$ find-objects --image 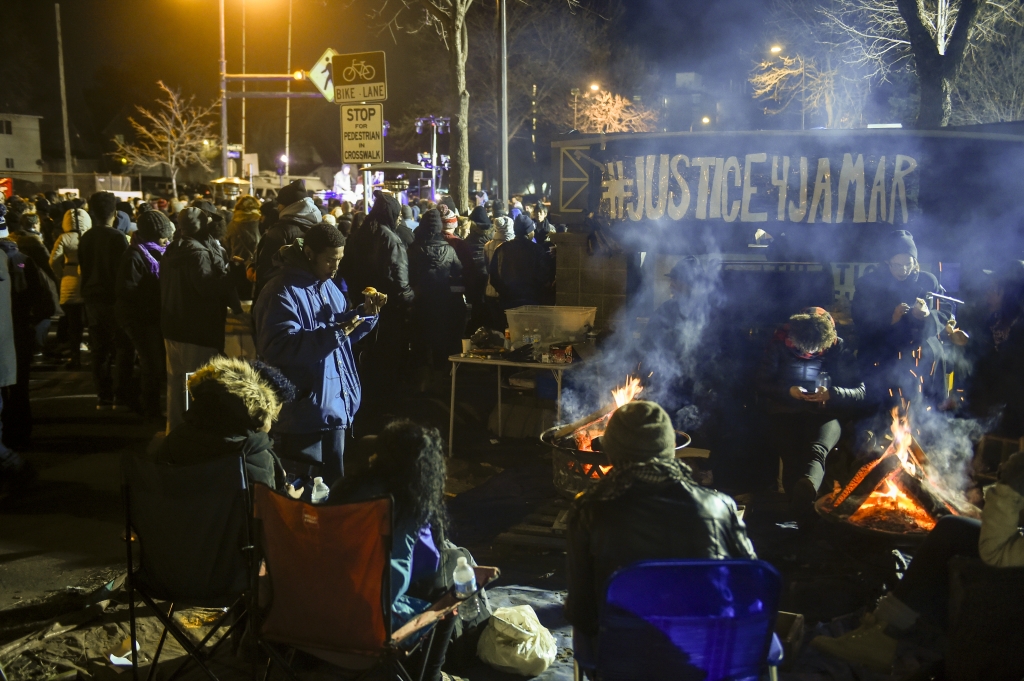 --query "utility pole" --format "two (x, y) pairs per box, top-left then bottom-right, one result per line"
(219, 0), (228, 177)
(55, 4), (73, 189)
(241, 0), (246, 165)
(571, 88), (580, 130)
(284, 0), (293, 177)
(499, 0), (509, 209)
